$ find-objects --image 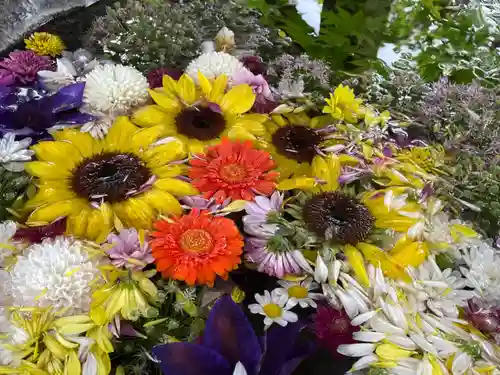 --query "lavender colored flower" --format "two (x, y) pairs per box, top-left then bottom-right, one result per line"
(0, 51), (53, 84)
(180, 195), (230, 214)
(147, 67), (183, 89)
(0, 69), (16, 86)
(232, 70), (276, 113)
(153, 295), (311, 375)
(0, 82), (94, 140)
(106, 228), (153, 270)
(243, 192), (282, 238)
